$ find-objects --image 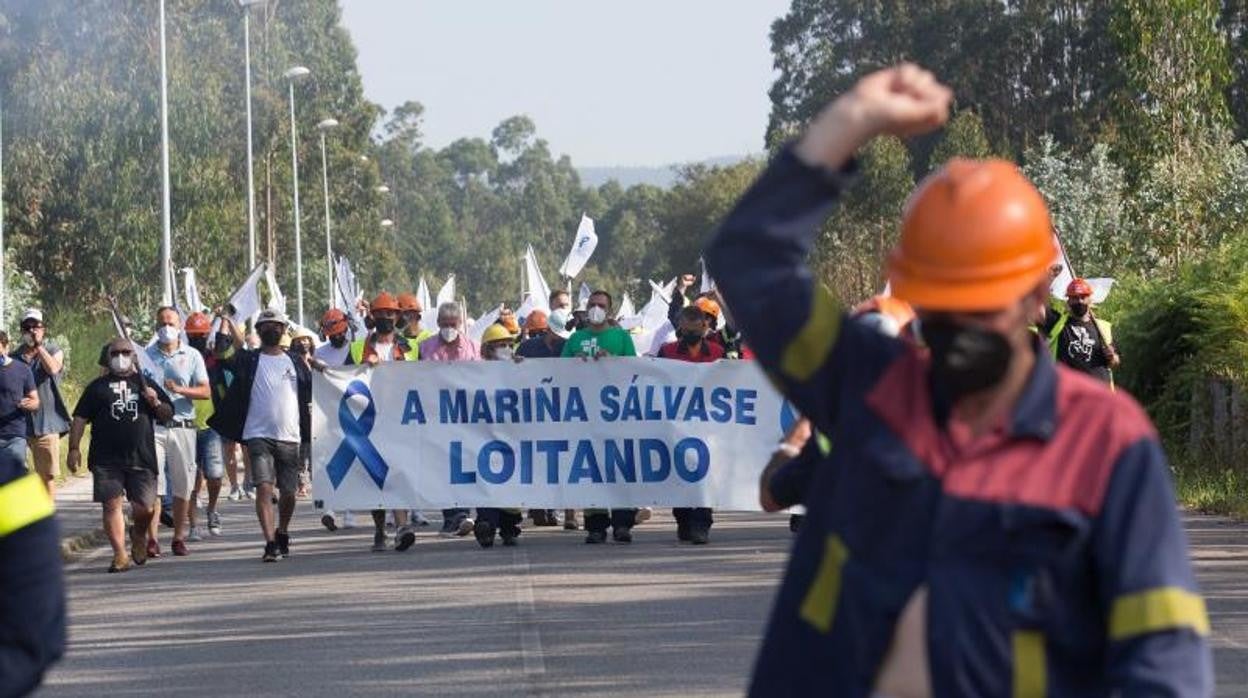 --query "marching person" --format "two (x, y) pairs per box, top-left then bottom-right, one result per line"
(208, 309), (312, 563)
(289, 327), (318, 498)
(184, 312), (226, 539)
(398, 292), (435, 346)
(657, 305), (724, 545)
(419, 302), (480, 539)
(12, 309), (71, 497)
(706, 63), (1210, 695)
(315, 308), (355, 532)
(473, 324), (525, 548)
(561, 290), (640, 544)
(349, 293), (420, 552)
(0, 335), (63, 692)
(69, 338), (173, 572)
(147, 306), (210, 558)
(516, 309), (567, 528)
(1041, 278), (1120, 385)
